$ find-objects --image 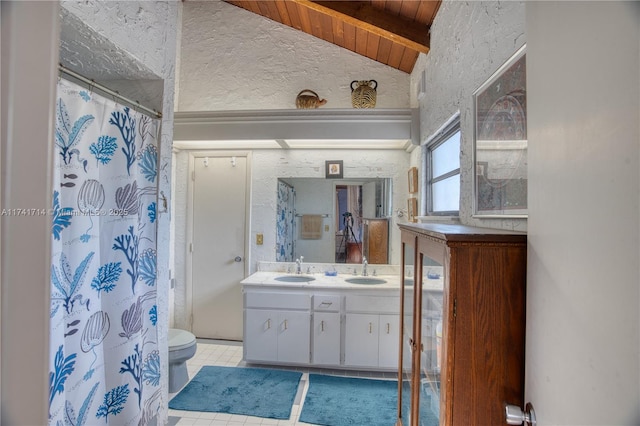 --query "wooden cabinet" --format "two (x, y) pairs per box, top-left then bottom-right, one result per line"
(397, 223), (527, 426)
(362, 218), (389, 264)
